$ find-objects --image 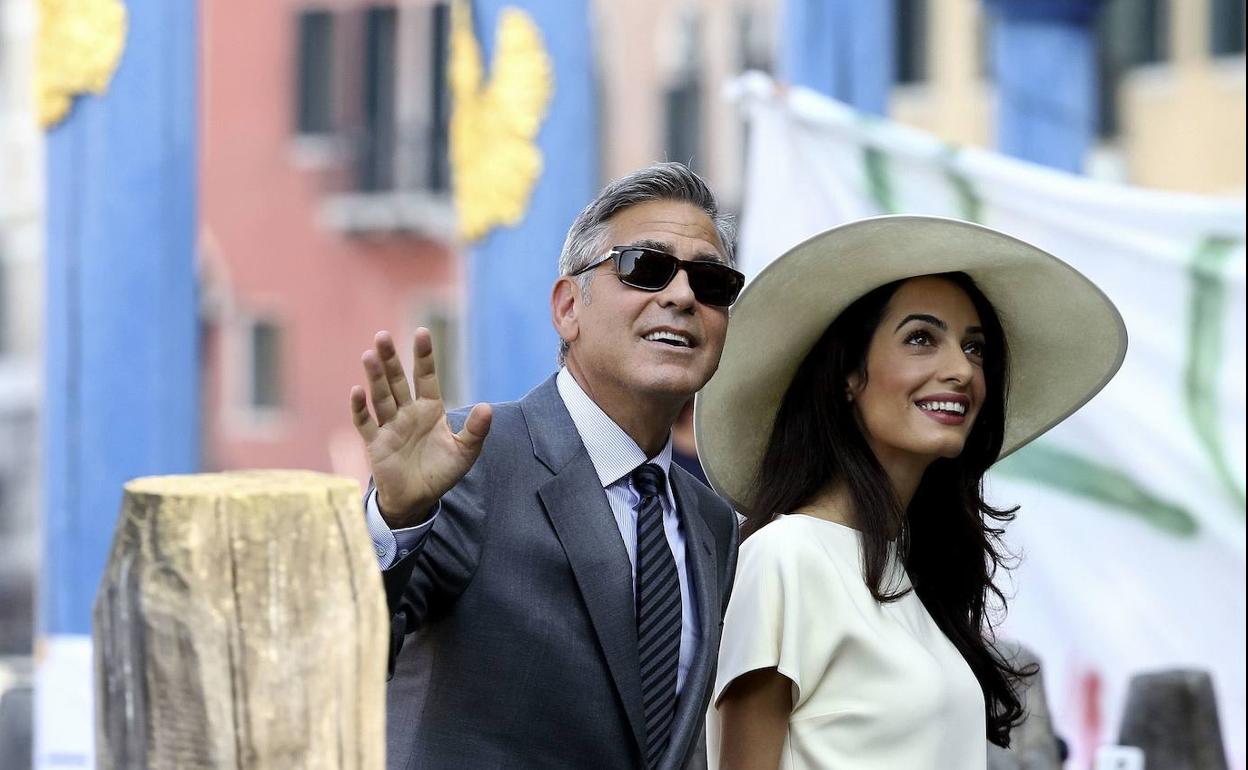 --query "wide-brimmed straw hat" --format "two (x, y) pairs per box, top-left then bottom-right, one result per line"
(694, 215), (1128, 513)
